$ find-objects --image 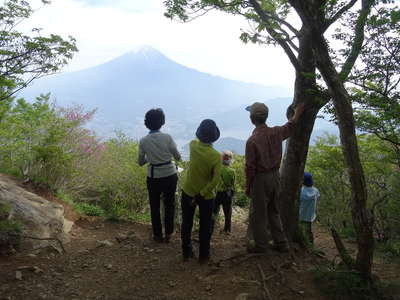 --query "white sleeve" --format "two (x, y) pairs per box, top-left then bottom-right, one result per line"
(168, 135), (181, 161)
